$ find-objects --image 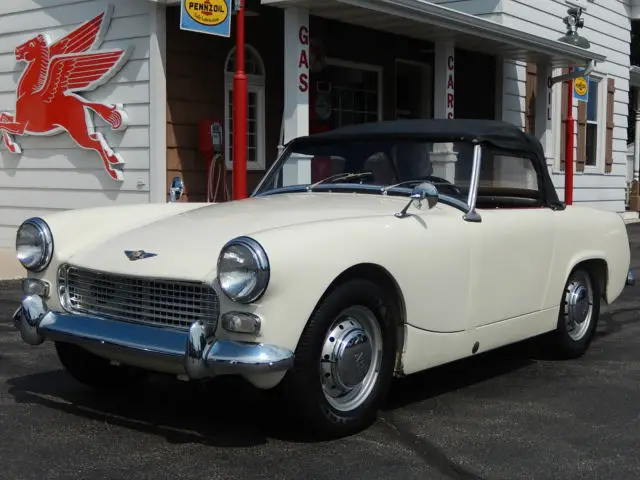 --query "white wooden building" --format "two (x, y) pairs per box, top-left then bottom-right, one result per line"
(378, 0), (632, 212)
(0, 0), (637, 275)
(0, 0), (165, 252)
